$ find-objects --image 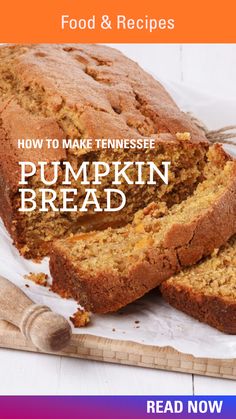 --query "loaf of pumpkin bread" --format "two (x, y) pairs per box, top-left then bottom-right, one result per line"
(0, 44), (208, 259)
(50, 145), (236, 313)
(161, 236), (236, 334)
